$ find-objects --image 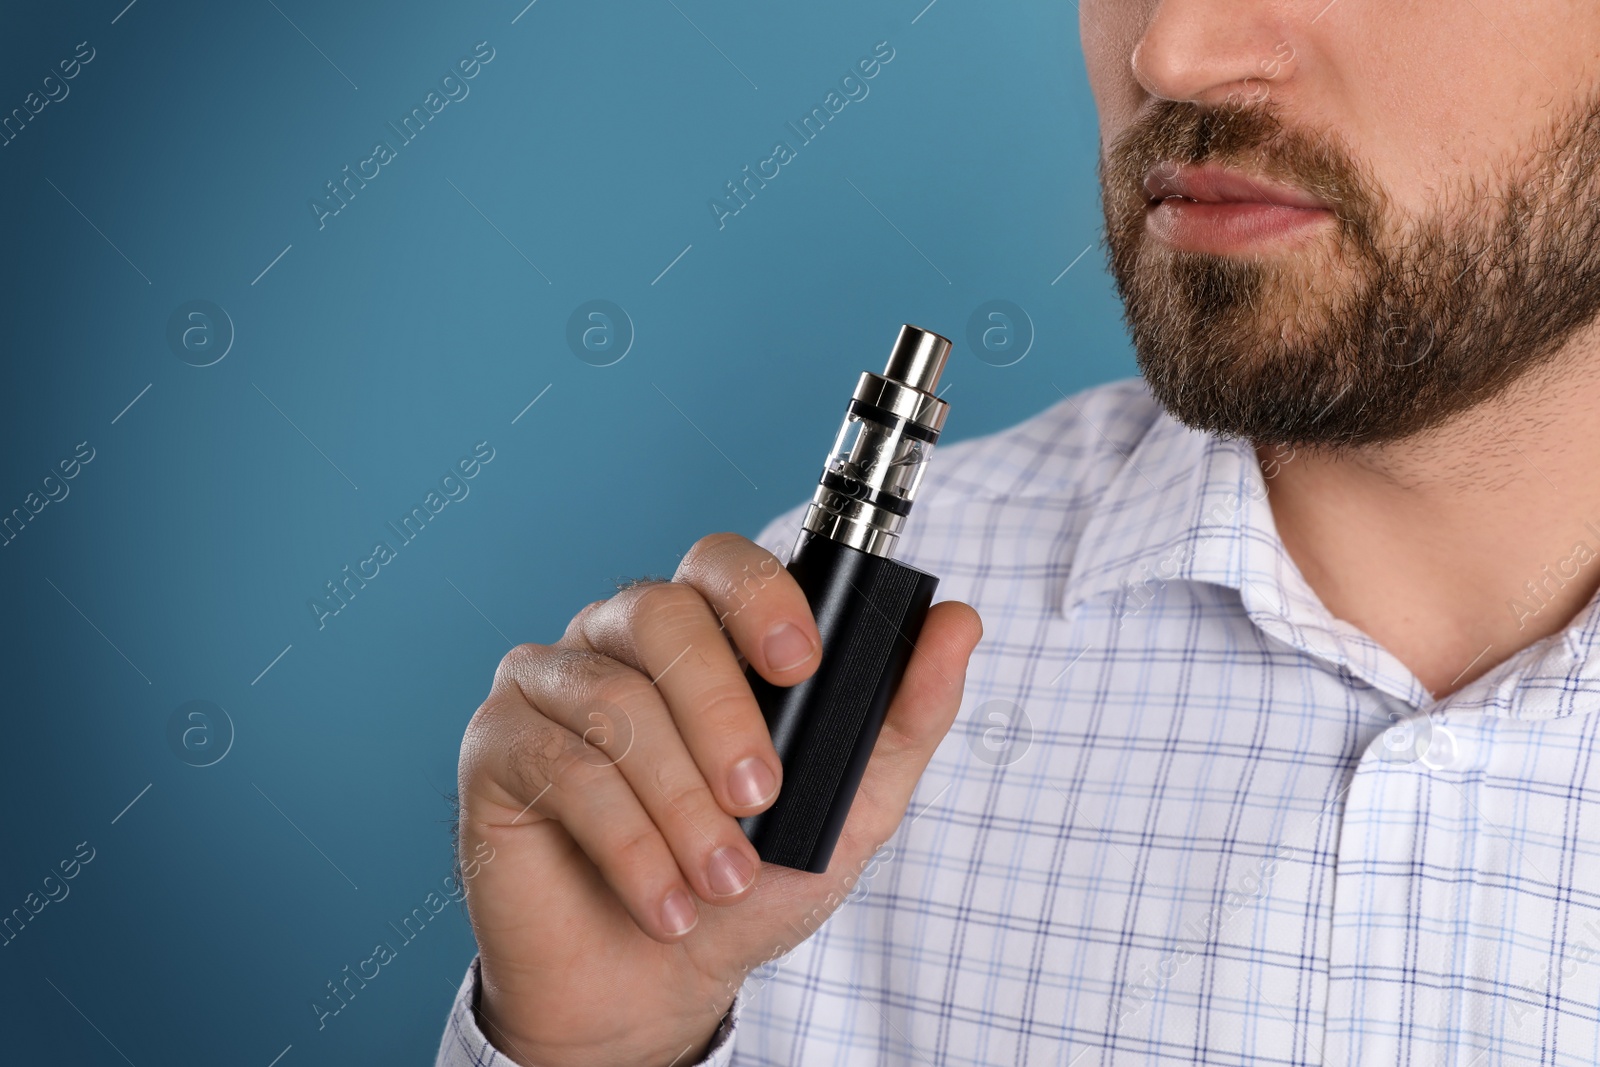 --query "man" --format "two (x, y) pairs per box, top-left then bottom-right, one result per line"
(437, 0), (1600, 1062)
